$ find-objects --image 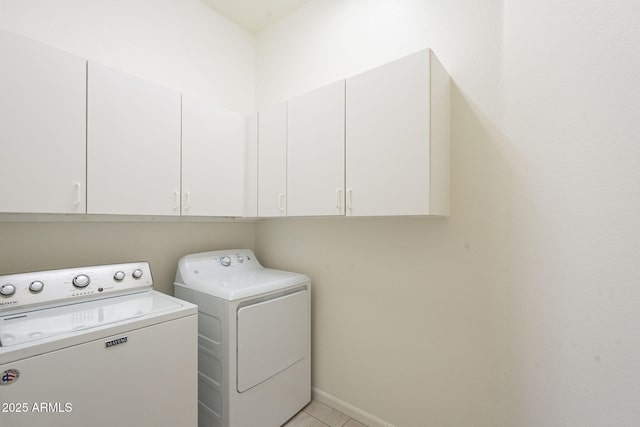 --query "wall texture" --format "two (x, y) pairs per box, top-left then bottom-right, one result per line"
(256, 0), (640, 425)
(0, 221), (254, 294)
